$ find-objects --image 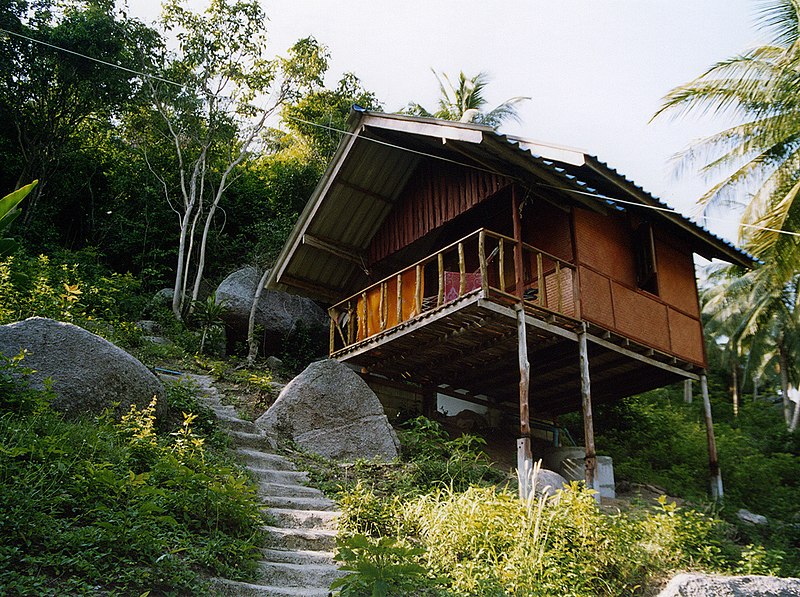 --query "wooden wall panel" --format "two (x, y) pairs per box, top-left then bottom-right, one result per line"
(579, 266), (615, 328)
(612, 282), (671, 352)
(655, 237), (701, 318)
(668, 308), (706, 366)
(368, 159), (511, 264)
(573, 208), (636, 287)
(523, 198), (574, 262)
